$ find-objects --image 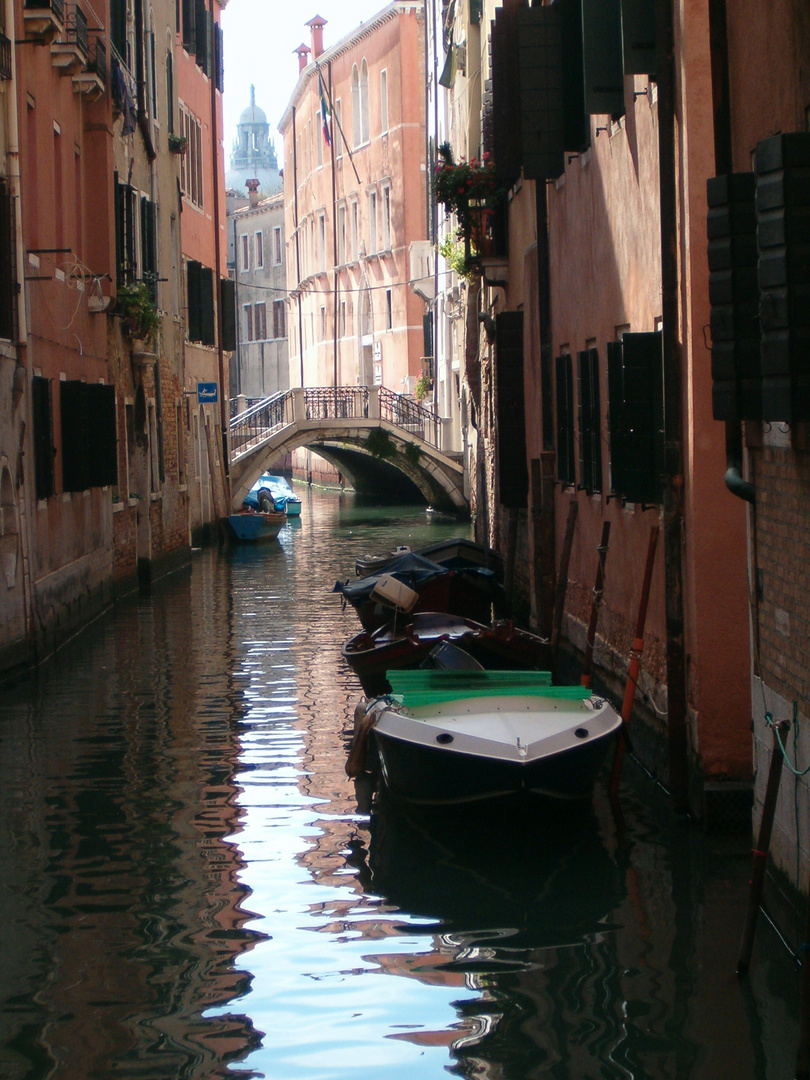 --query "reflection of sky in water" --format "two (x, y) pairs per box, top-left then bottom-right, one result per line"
(0, 488), (802, 1080)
